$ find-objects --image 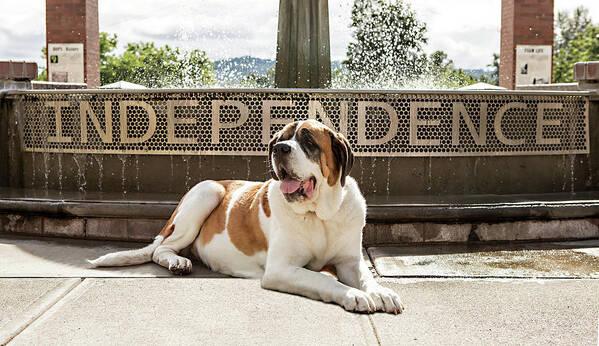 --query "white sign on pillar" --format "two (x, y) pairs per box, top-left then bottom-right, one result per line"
(48, 43), (84, 83)
(515, 45), (552, 86)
